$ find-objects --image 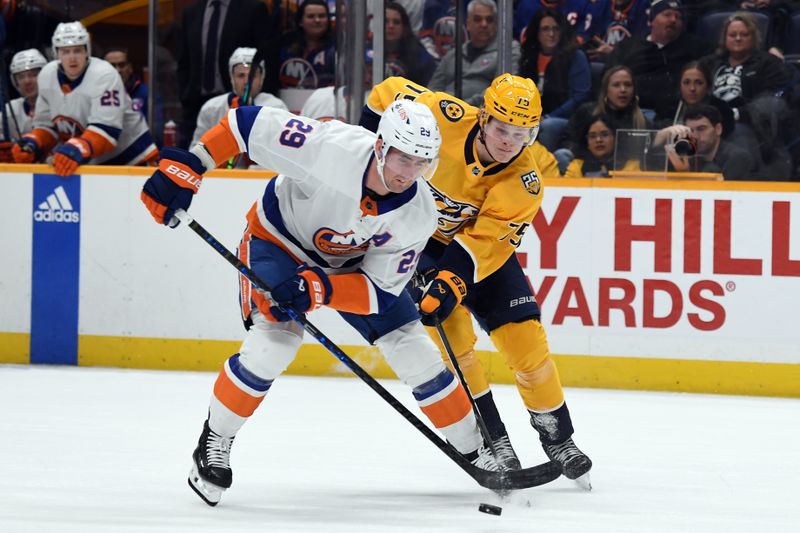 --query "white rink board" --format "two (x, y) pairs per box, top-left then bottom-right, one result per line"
(2, 168), (799, 364)
(521, 186), (800, 362)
